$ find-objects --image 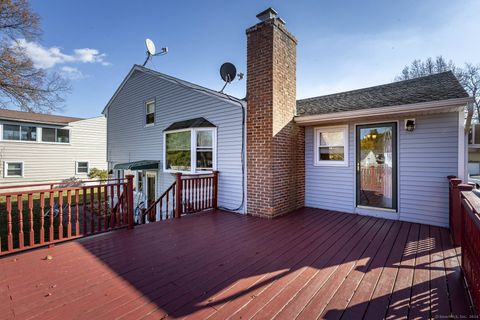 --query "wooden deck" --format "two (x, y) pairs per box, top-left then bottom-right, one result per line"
(0, 208), (474, 319)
